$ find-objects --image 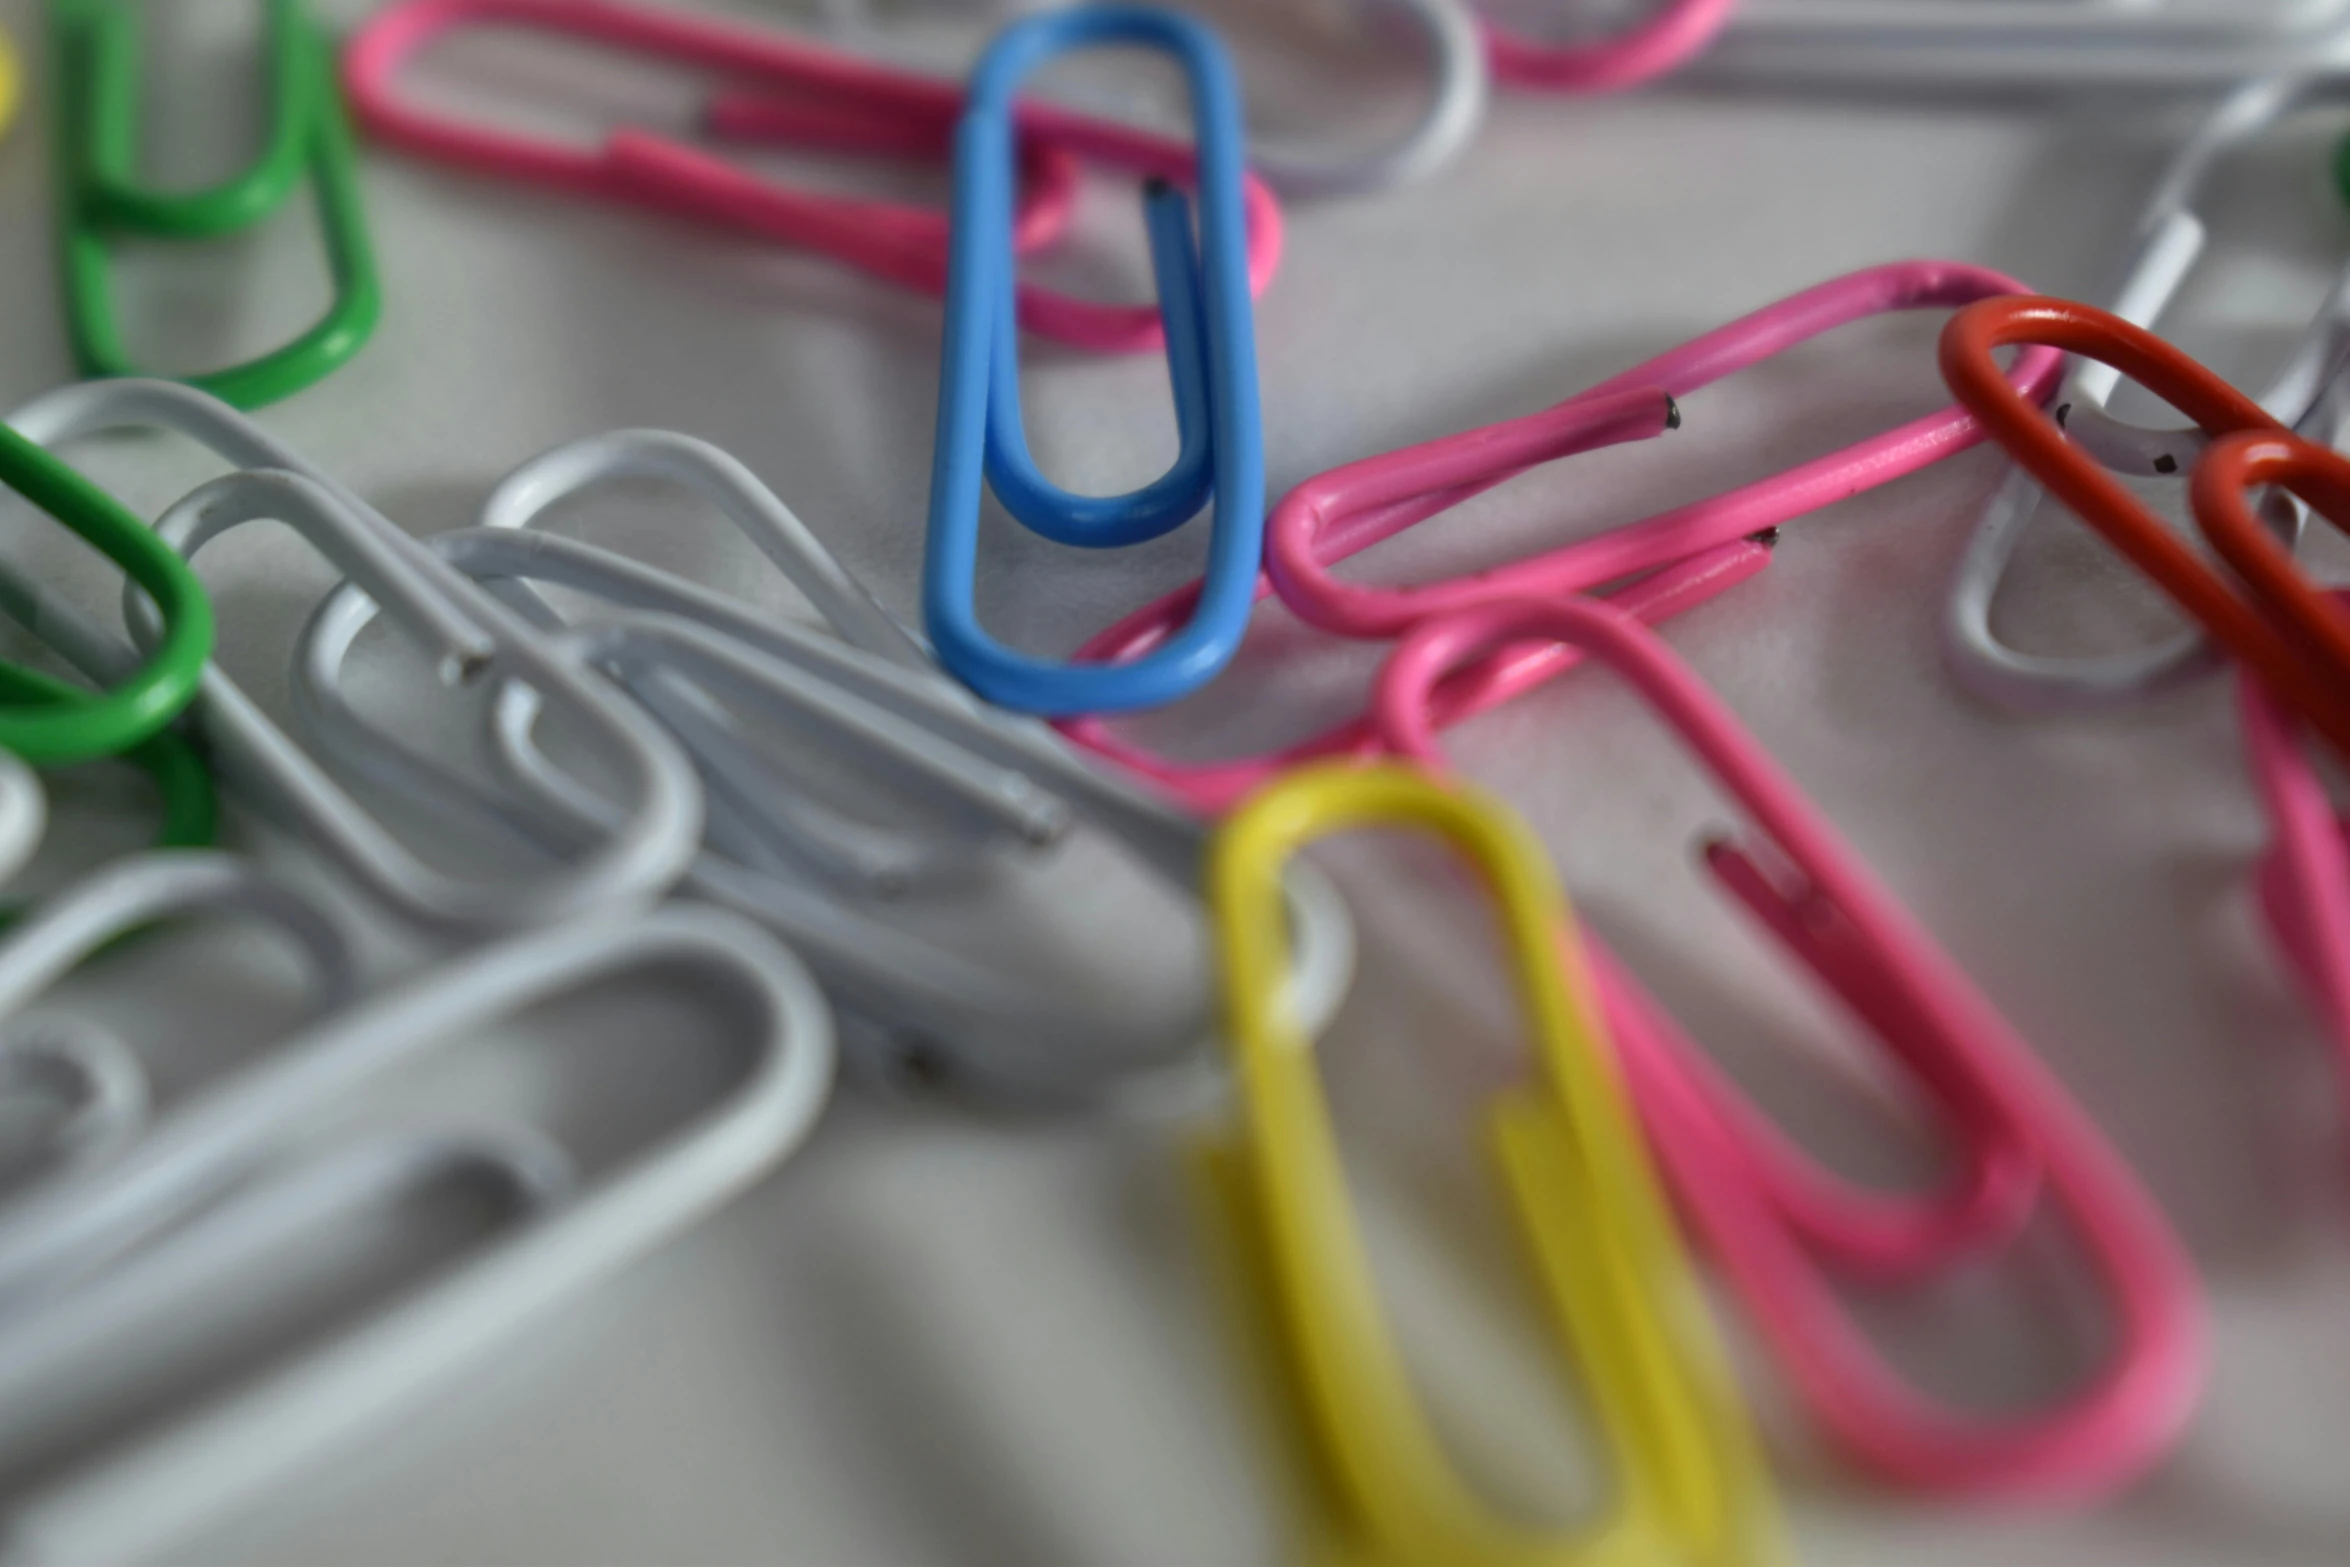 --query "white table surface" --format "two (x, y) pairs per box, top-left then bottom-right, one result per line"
(4, 2), (2350, 1563)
